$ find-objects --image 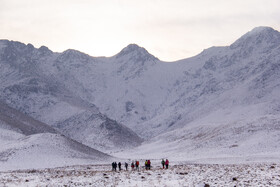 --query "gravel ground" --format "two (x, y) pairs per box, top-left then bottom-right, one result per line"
(0, 163), (279, 186)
